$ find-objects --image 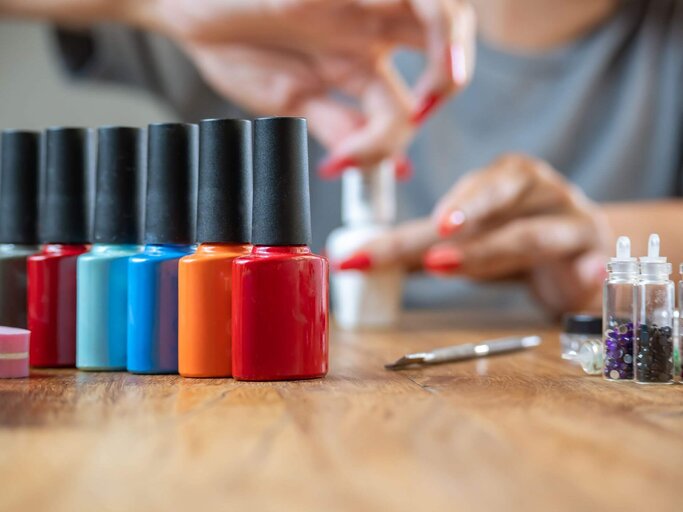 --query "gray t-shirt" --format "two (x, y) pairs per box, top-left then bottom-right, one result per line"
(54, 0), (682, 311)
